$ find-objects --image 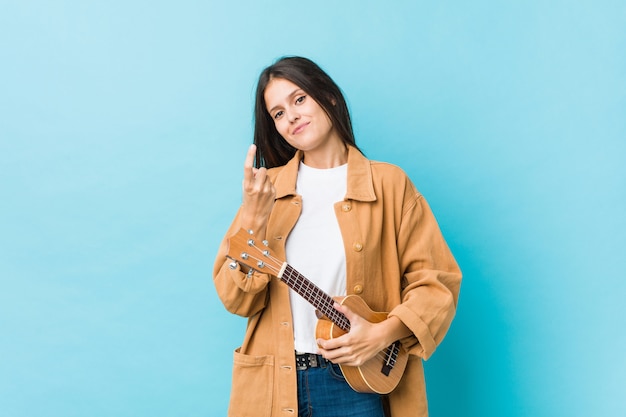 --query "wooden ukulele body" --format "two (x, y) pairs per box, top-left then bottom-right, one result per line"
(315, 295), (409, 394)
